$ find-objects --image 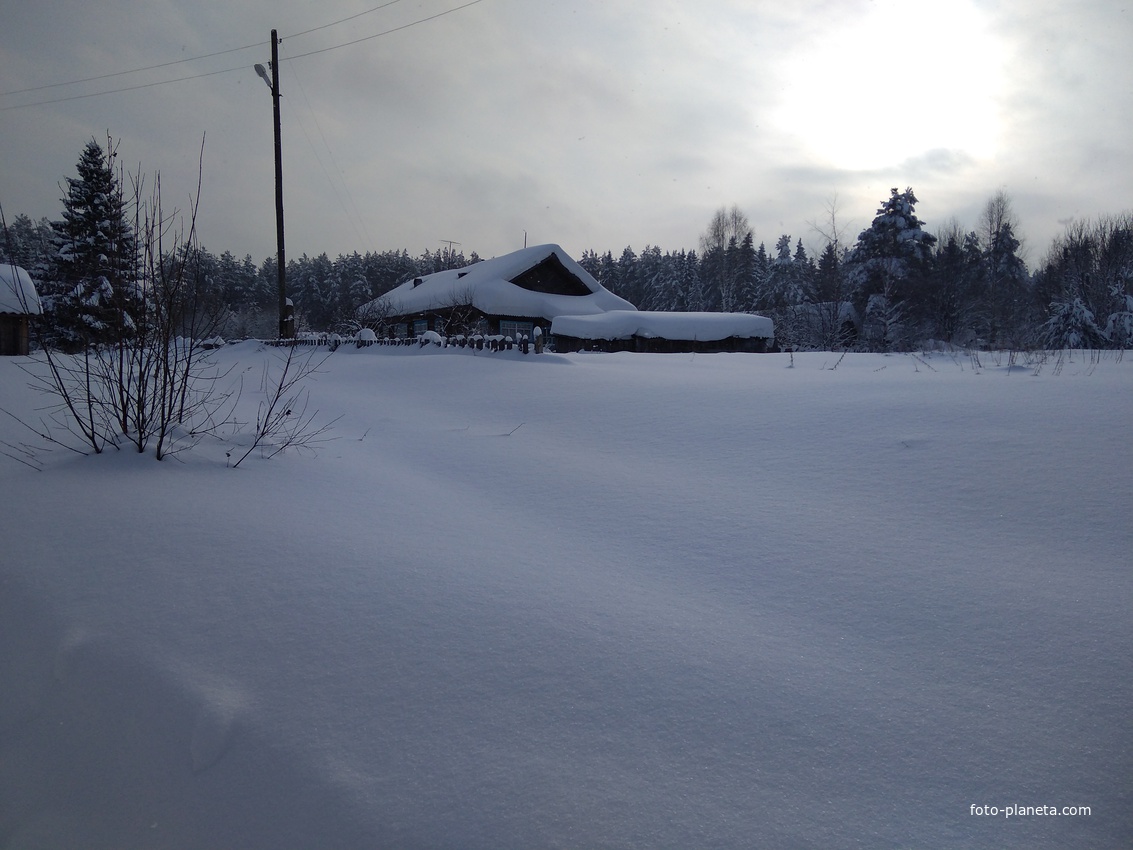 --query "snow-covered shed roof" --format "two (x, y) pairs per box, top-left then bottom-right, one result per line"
(0, 264), (42, 315)
(551, 310), (774, 342)
(361, 244), (634, 322)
